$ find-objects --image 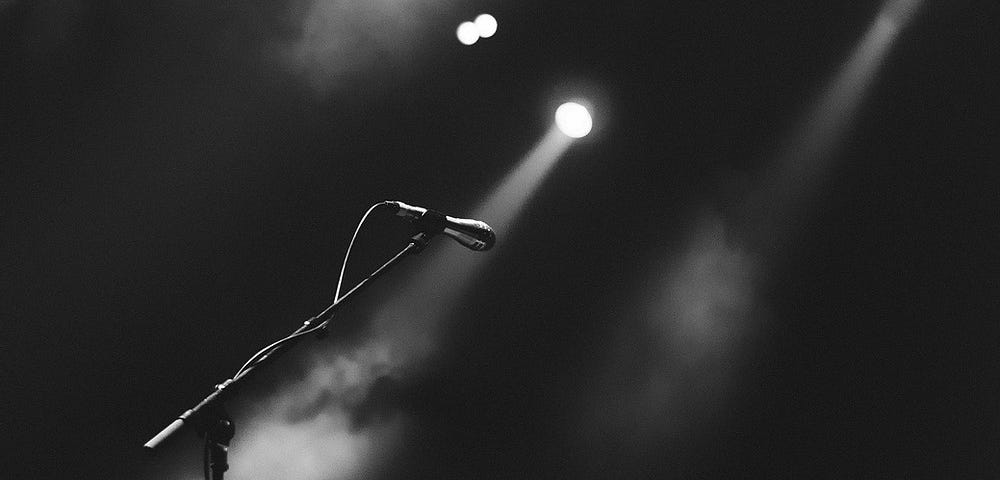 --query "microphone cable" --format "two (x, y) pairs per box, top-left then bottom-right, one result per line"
(232, 201), (391, 379)
(335, 201), (391, 303)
